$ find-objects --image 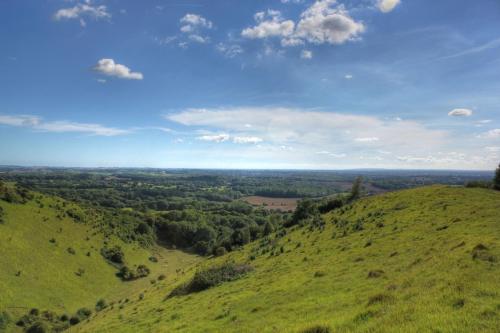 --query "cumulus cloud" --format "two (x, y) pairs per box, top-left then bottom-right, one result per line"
(242, 1), (364, 48)
(448, 108), (473, 117)
(180, 13), (213, 31)
(301, 50), (313, 59)
(0, 114), (128, 136)
(179, 13), (212, 44)
(54, 2), (110, 26)
(93, 59), (143, 80)
(294, 0), (365, 45)
(377, 0), (401, 13)
(344, 74), (353, 79)
(242, 10), (295, 39)
(197, 134), (230, 143)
